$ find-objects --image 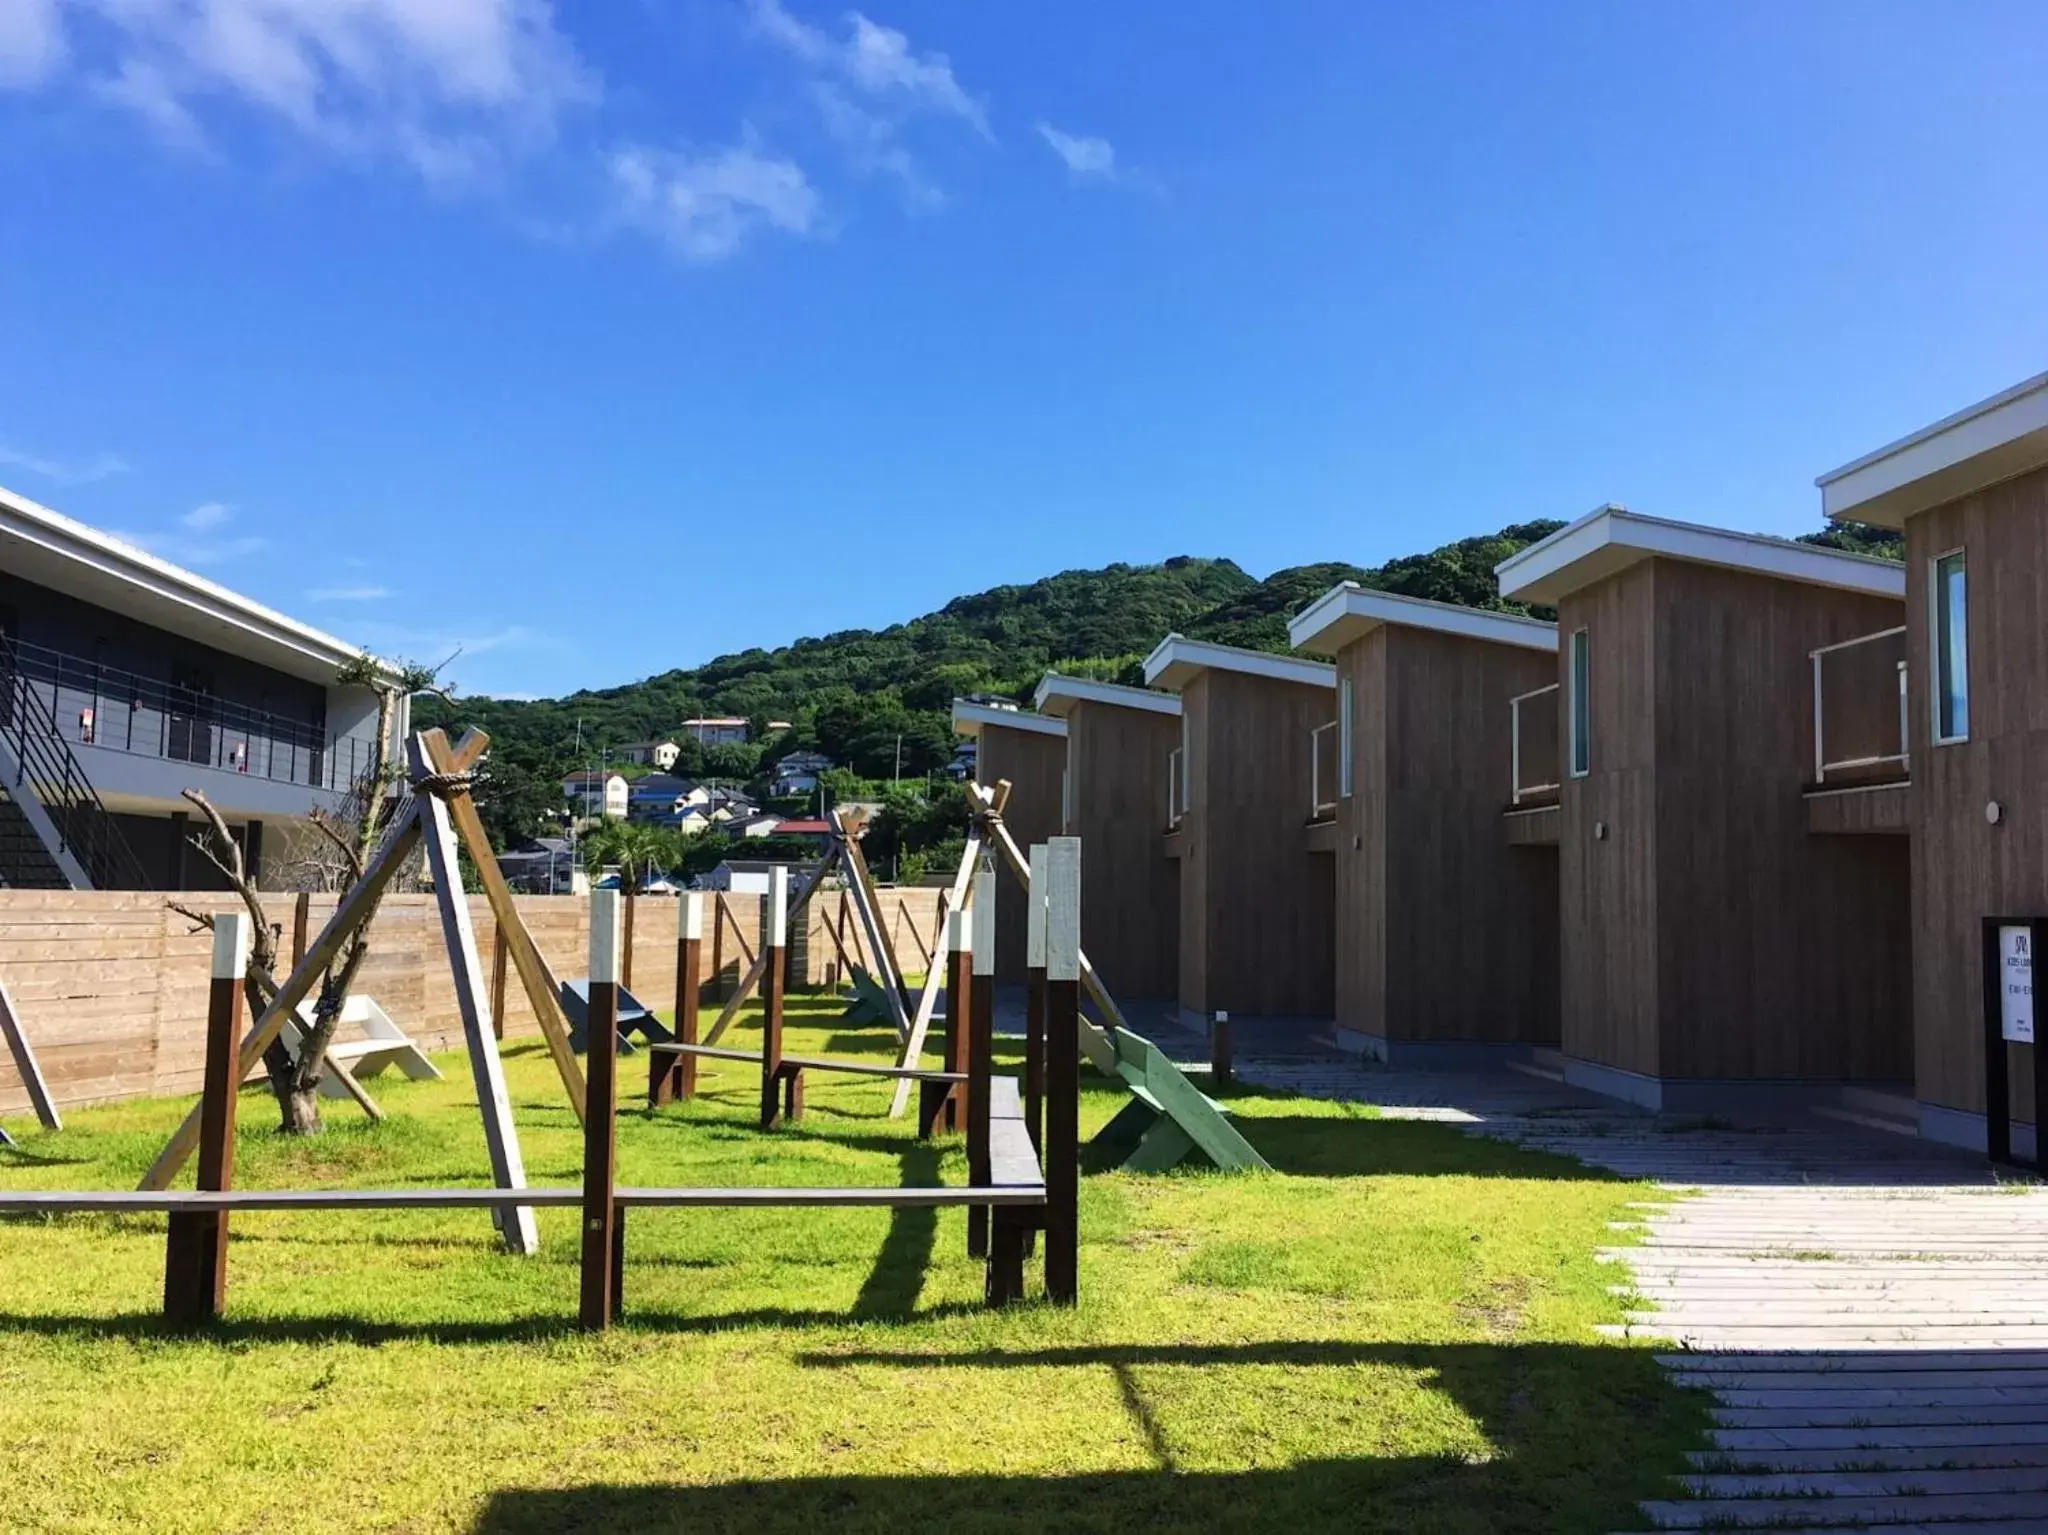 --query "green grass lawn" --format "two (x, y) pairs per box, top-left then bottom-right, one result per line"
(0, 994), (1702, 1533)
